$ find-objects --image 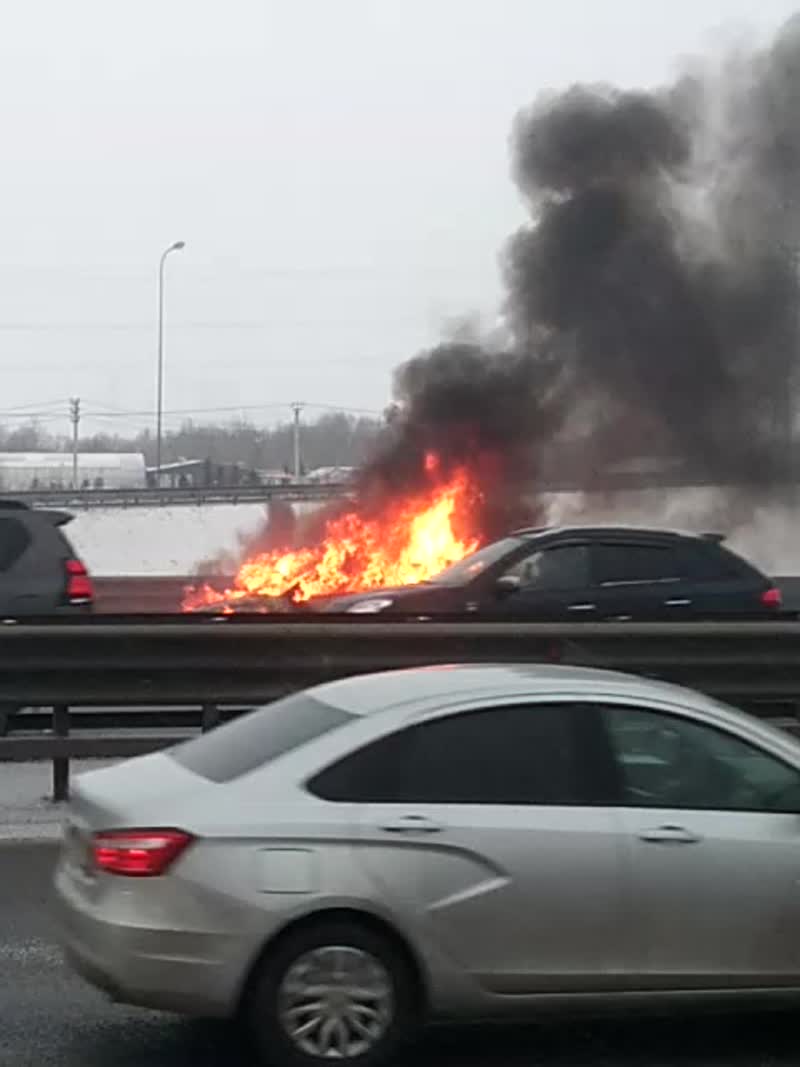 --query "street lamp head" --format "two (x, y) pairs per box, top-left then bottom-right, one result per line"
(171, 240), (186, 252)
